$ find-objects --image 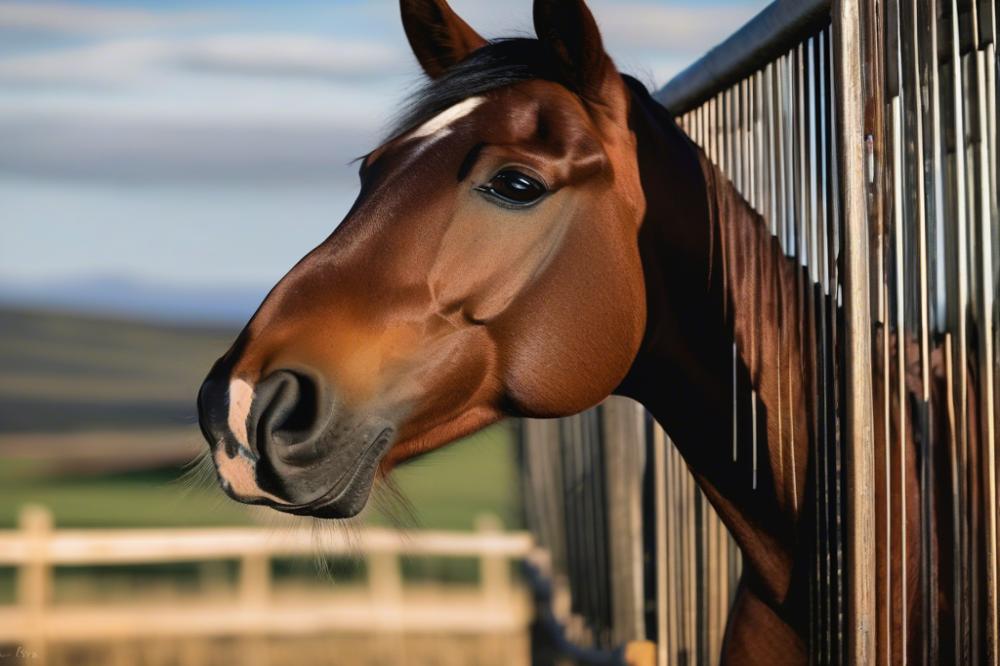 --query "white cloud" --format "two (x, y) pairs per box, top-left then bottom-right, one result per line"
(0, 1), (210, 35)
(0, 34), (406, 86)
(0, 39), (170, 85)
(594, 3), (761, 53)
(0, 0), (768, 186)
(176, 35), (402, 79)
(0, 112), (373, 184)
